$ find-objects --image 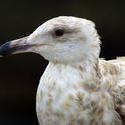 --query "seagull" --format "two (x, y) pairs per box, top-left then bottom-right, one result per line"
(0, 16), (125, 125)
